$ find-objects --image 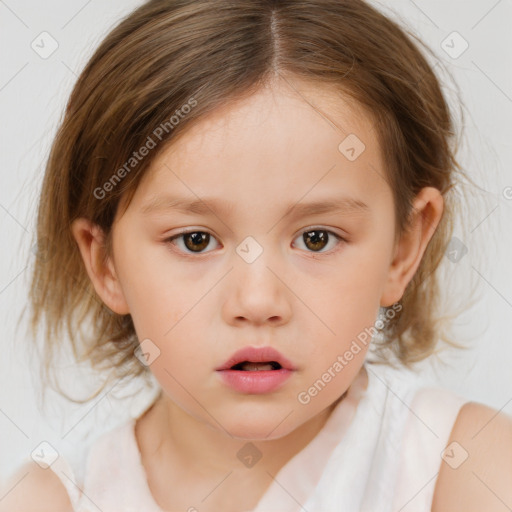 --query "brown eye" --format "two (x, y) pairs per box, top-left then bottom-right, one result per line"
(303, 230), (329, 251)
(183, 232), (210, 252)
(167, 231), (219, 254)
(293, 228), (344, 254)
